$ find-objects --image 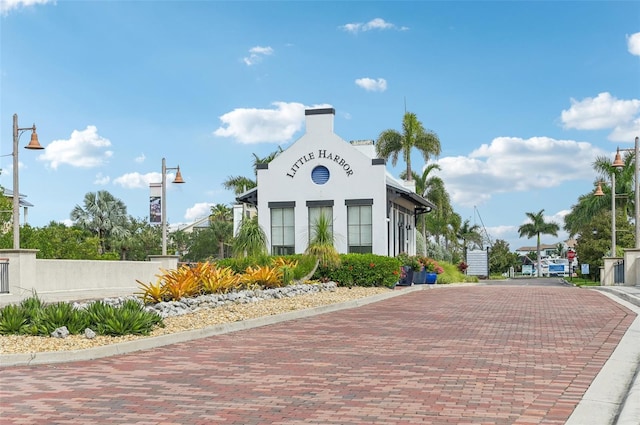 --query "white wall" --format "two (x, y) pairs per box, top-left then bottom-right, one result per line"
(257, 109), (388, 255)
(0, 251), (178, 305)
